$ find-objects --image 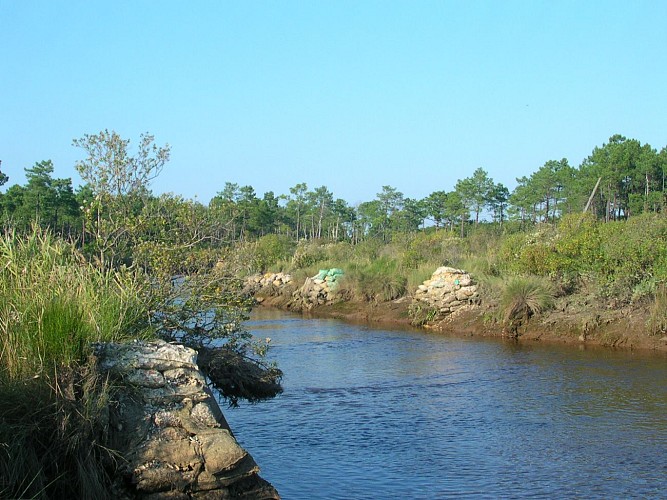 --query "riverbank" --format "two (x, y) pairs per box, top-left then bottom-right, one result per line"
(257, 292), (667, 354)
